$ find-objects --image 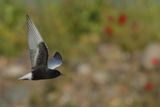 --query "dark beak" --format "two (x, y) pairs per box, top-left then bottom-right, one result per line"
(61, 73), (64, 76)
